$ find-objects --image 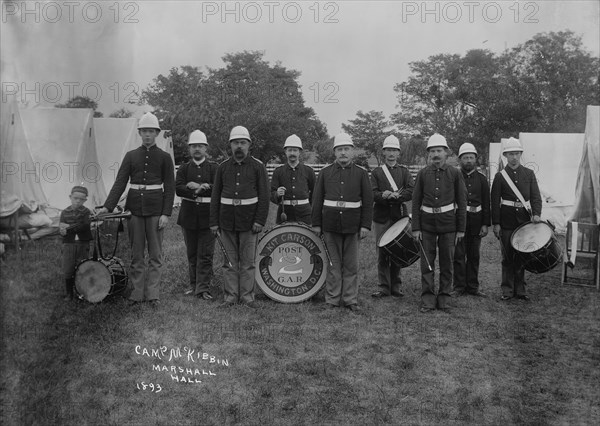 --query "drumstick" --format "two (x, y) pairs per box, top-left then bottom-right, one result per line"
(215, 234), (233, 267)
(280, 195), (287, 222)
(318, 234), (334, 266)
(417, 238), (433, 271)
